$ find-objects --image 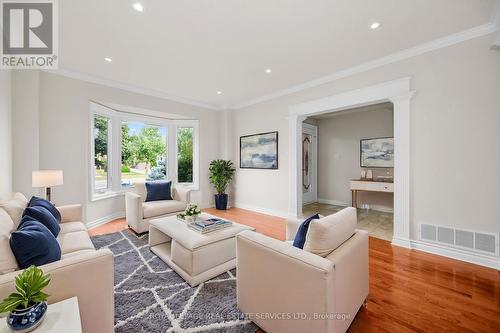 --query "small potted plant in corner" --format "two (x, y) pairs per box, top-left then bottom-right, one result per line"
(209, 159), (236, 210)
(0, 266), (51, 332)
